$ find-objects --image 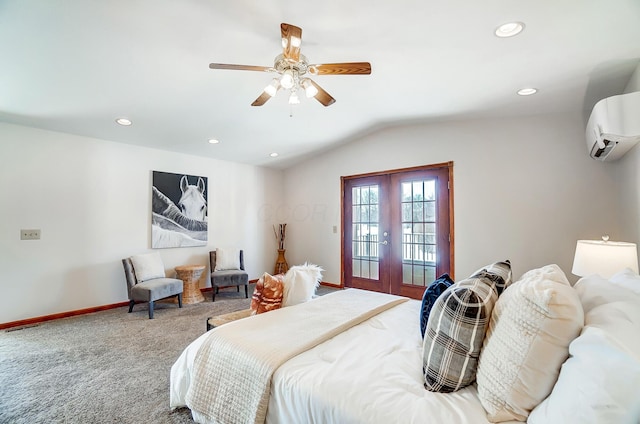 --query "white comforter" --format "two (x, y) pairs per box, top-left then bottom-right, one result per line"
(171, 295), (515, 424)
